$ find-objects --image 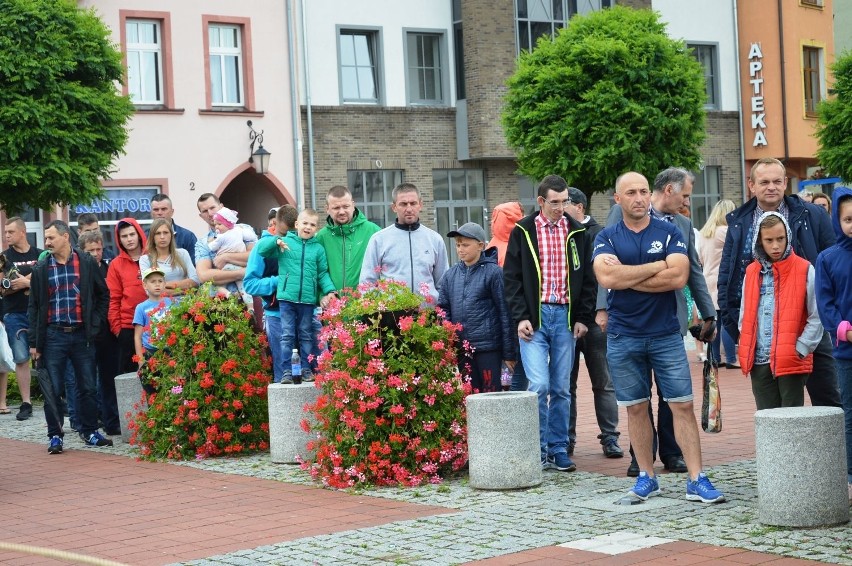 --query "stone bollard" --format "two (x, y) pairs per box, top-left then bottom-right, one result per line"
(467, 391), (541, 490)
(268, 382), (321, 464)
(114, 372), (147, 443)
(755, 406), (849, 527)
